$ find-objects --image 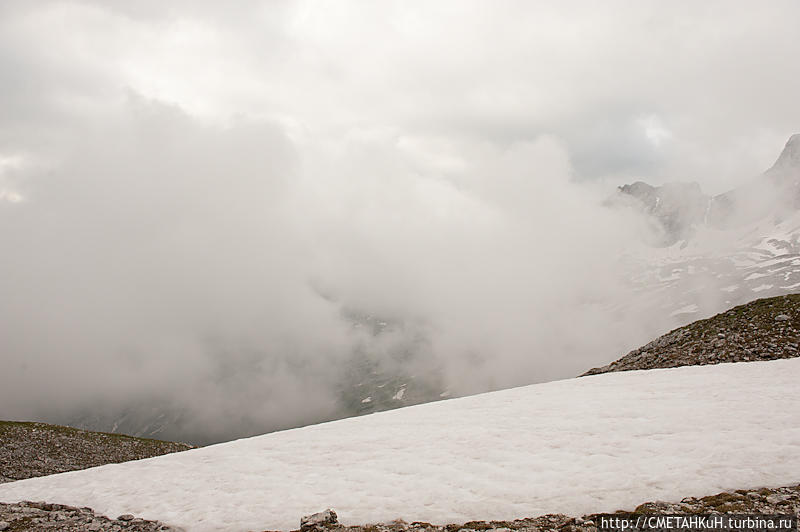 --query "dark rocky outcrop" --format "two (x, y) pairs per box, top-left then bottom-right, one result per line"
(614, 134), (800, 244)
(613, 181), (710, 244)
(582, 294), (800, 376)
